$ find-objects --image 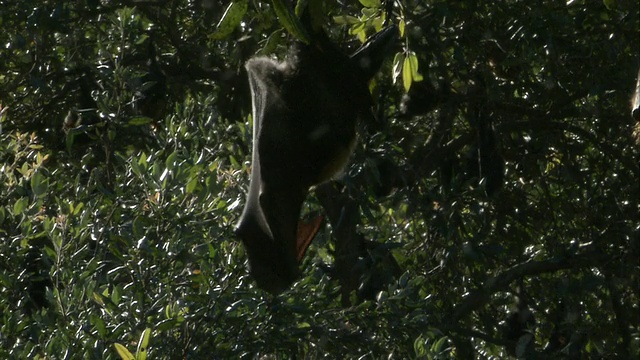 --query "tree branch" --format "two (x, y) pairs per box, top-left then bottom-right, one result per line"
(449, 246), (603, 324)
